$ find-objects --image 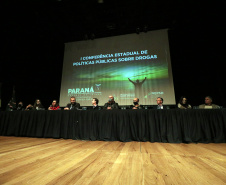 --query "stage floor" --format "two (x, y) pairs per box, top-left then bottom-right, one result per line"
(0, 136), (226, 184)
